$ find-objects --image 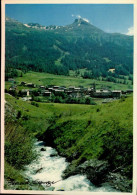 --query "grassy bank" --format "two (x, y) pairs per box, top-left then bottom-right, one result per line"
(41, 96), (133, 191)
(4, 101), (46, 190)
(42, 96), (133, 168)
